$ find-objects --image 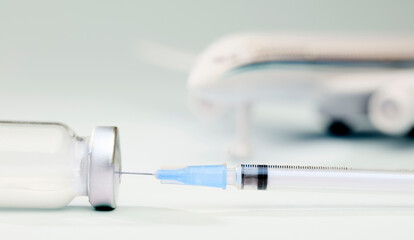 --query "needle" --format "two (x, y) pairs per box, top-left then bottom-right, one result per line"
(115, 171), (154, 176)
